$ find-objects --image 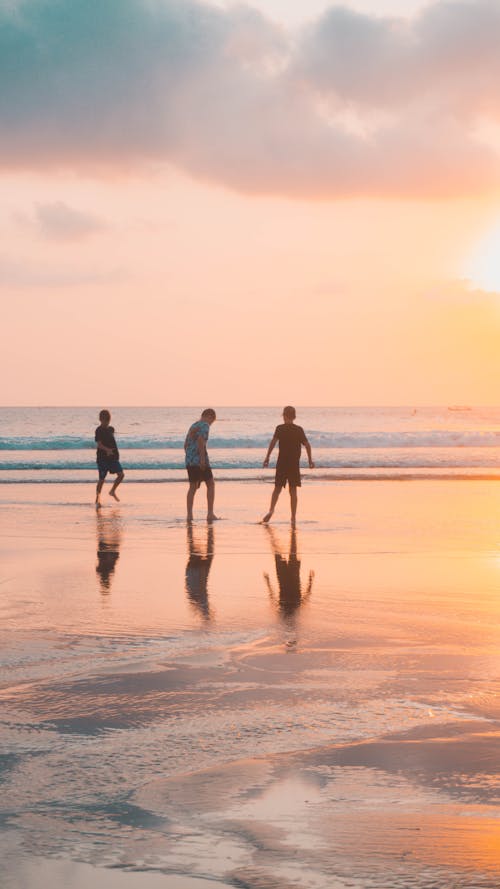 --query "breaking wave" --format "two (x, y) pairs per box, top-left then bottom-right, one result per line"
(3, 430), (500, 451)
